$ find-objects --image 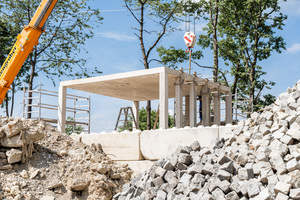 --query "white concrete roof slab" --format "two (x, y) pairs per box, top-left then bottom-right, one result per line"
(60, 67), (230, 101)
